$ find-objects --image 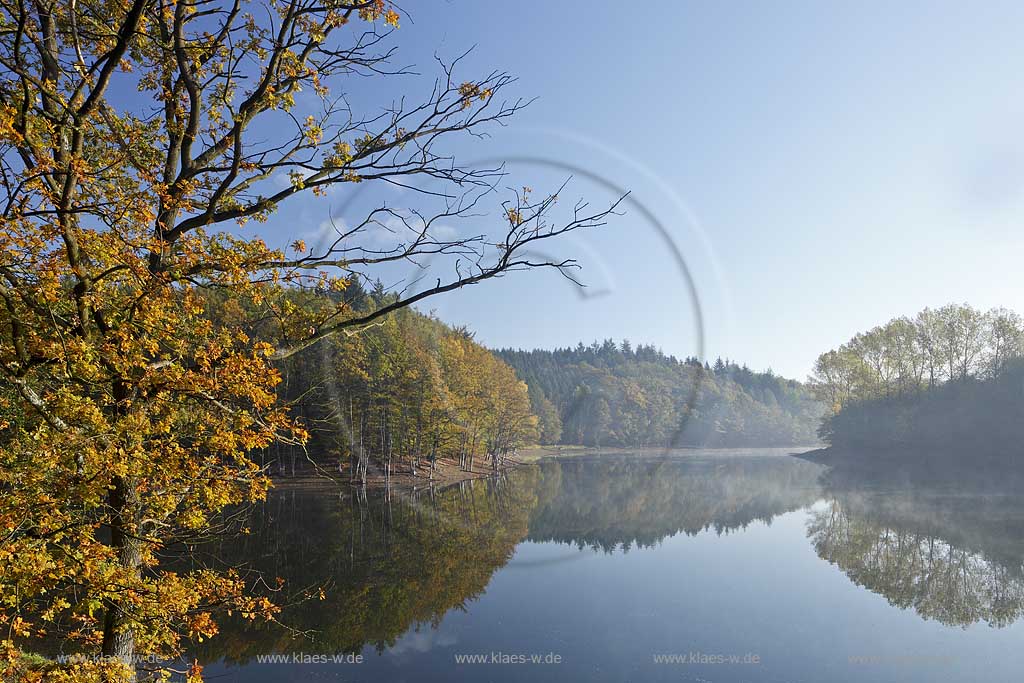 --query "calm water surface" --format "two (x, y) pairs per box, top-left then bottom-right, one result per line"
(195, 450), (1024, 682)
